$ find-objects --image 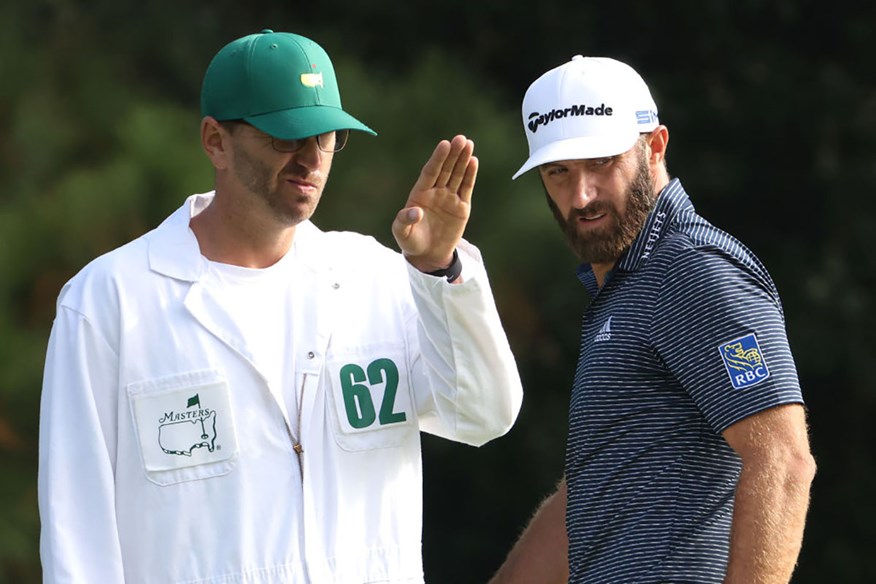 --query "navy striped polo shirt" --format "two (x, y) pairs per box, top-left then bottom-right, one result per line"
(566, 178), (804, 583)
